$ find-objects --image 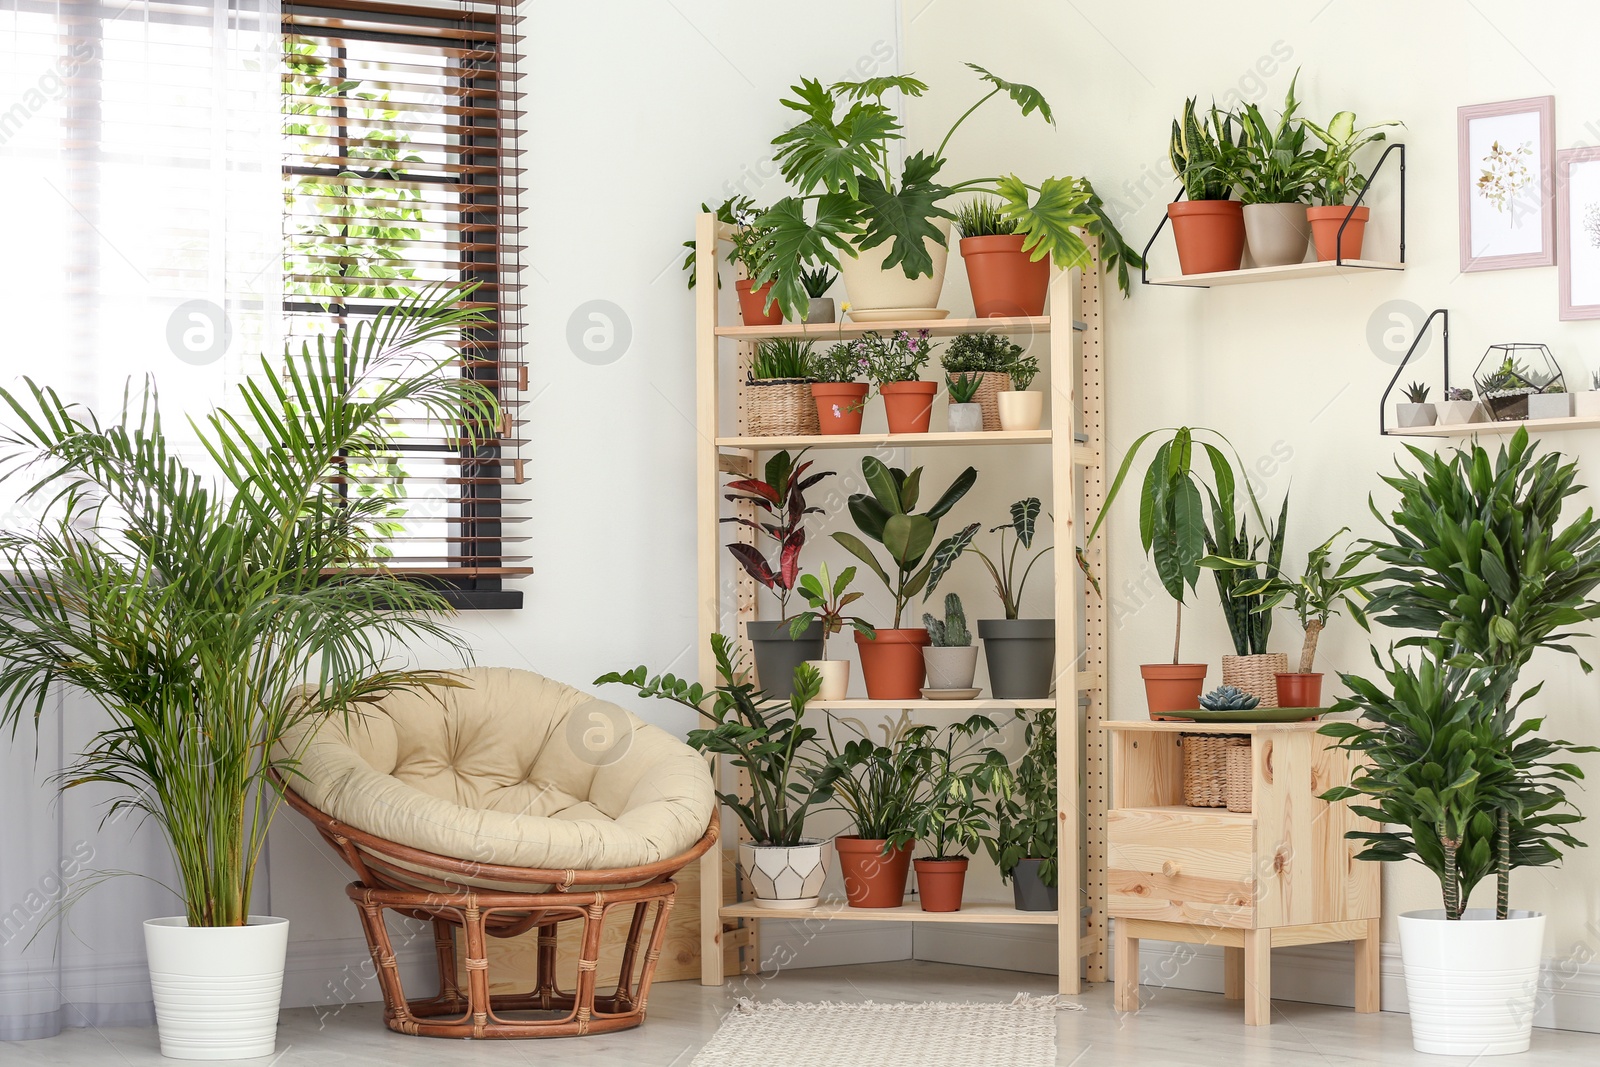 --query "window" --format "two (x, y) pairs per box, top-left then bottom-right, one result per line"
(282, 0), (527, 608)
